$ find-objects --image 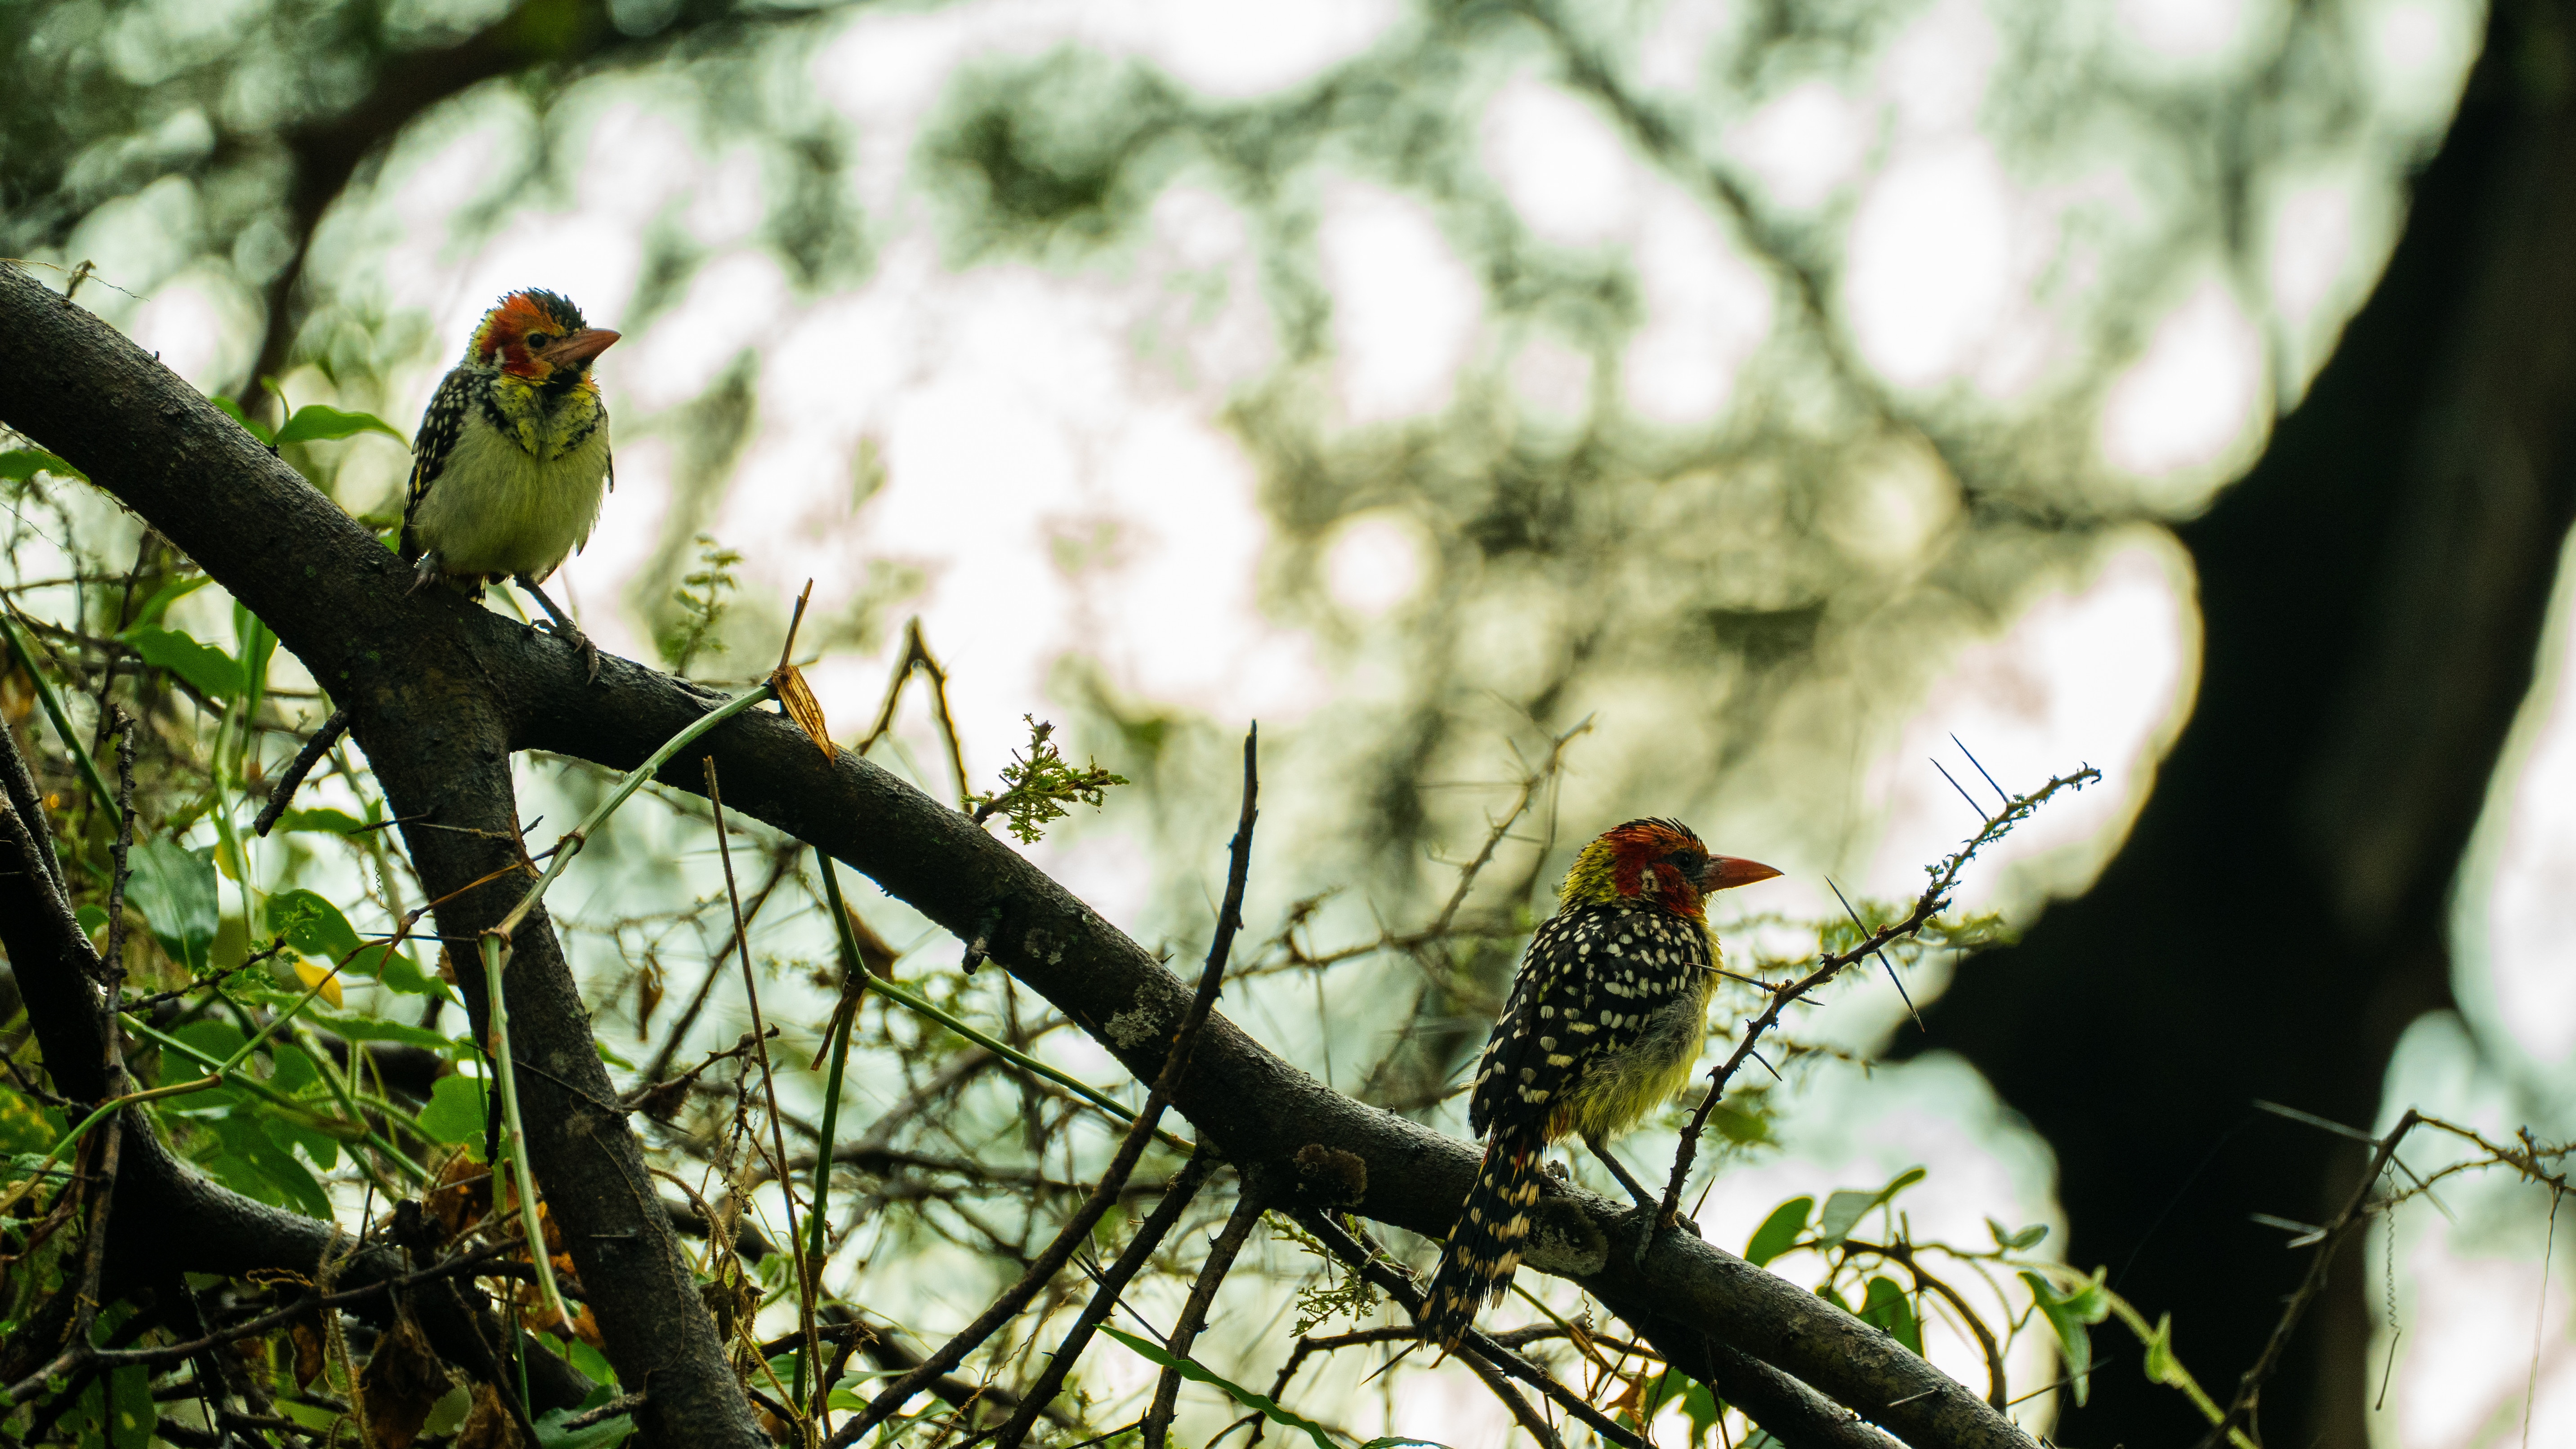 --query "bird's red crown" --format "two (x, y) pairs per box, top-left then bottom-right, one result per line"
(1559, 817), (1781, 918)
(469, 289), (619, 383)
